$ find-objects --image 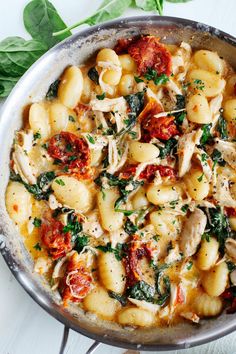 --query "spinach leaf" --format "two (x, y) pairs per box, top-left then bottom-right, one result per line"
(205, 207), (231, 252)
(74, 235), (89, 252)
(158, 137), (177, 159)
(63, 212), (82, 238)
(135, 0), (164, 14)
(211, 149), (226, 167)
(217, 115), (228, 140)
(0, 75), (19, 97)
(54, 0), (132, 36)
(200, 124), (213, 145)
(23, 0), (71, 49)
(124, 219), (138, 235)
(108, 291), (127, 306)
(124, 91), (145, 116)
(175, 94), (185, 109)
(46, 79), (60, 100)
(166, 0), (192, 2)
(128, 281), (155, 302)
(95, 171), (143, 209)
(88, 67), (99, 85)
(96, 242), (124, 261)
(0, 37), (46, 77)
(10, 170), (55, 200)
(227, 261), (236, 273)
(155, 275), (171, 305)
